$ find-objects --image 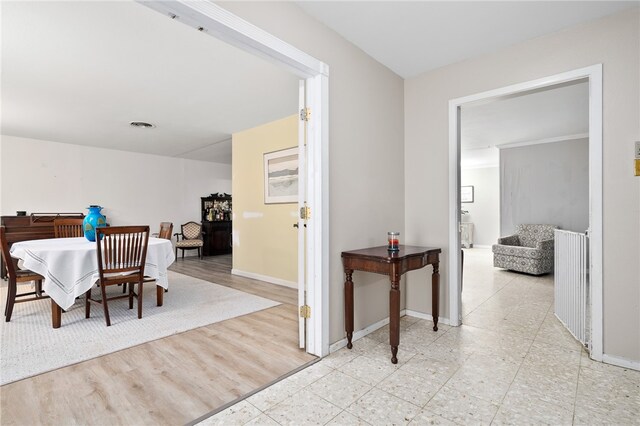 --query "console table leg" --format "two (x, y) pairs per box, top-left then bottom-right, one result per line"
(345, 270), (354, 349)
(432, 262), (440, 331)
(390, 278), (401, 364)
